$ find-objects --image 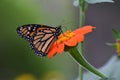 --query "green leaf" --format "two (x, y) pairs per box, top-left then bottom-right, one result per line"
(112, 28), (120, 39)
(85, 0), (114, 4)
(68, 47), (107, 78)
